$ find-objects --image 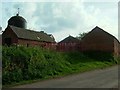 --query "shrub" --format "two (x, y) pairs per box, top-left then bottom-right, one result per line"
(83, 51), (114, 62)
(2, 46), (71, 85)
(2, 46), (117, 85)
